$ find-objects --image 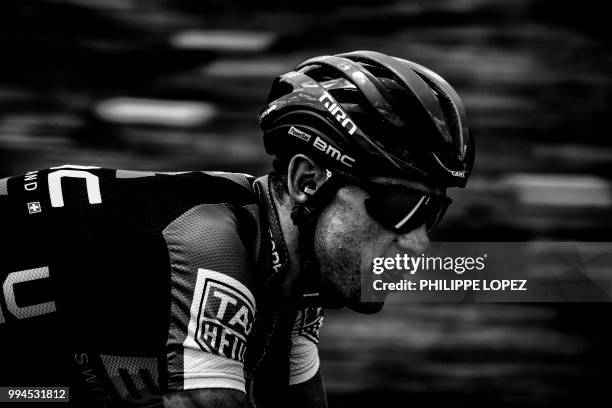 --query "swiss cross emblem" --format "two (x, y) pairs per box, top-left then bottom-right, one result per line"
(27, 201), (42, 214)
